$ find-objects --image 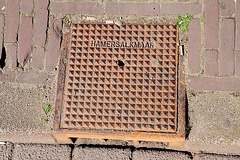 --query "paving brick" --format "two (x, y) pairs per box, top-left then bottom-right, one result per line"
(219, 19), (235, 75)
(6, 44), (17, 68)
(20, 0), (33, 14)
(187, 77), (240, 91)
(106, 3), (159, 16)
(0, 14), (4, 59)
(219, 0), (235, 16)
(46, 18), (62, 71)
(236, 0), (240, 49)
(18, 16), (33, 63)
(0, 82), (57, 136)
(32, 47), (45, 70)
(5, 0), (19, 43)
(16, 71), (48, 84)
(187, 92), (240, 154)
(0, 143), (13, 160)
(236, 50), (240, 76)
(204, 0), (219, 49)
(12, 144), (71, 160)
(188, 18), (201, 73)
(51, 2), (104, 15)
(32, 0), (49, 46)
(162, 0), (175, 2)
(133, 149), (191, 160)
(0, 0), (5, 12)
(73, 146), (131, 160)
(0, 135), (57, 144)
(194, 153), (240, 160)
(0, 71), (15, 82)
(160, 3), (201, 15)
(204, 50), (218, 76)
(35, 0), (49, 10)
